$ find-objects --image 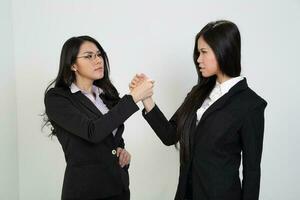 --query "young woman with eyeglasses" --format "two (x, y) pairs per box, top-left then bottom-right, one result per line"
(44, 36), (153, 200)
